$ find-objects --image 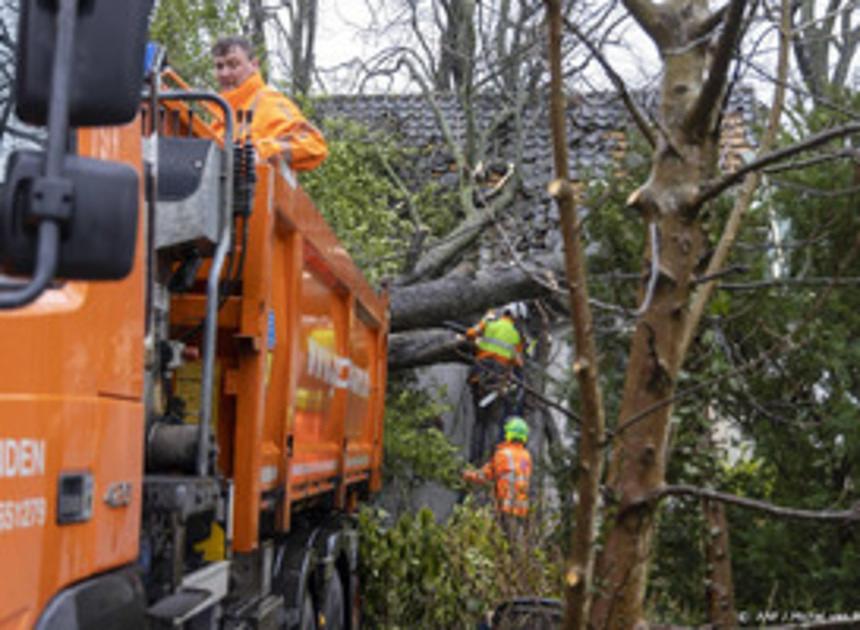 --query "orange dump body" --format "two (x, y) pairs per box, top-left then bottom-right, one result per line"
(160, 95), (389, 551)
(175, 161), (389, 552)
